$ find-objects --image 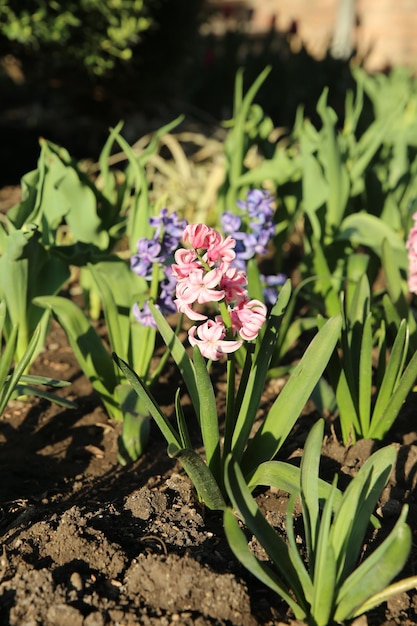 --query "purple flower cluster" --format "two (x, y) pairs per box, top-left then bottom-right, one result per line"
(220, 189), (285, 306)
(261, 272), (287, 306)
(131, 208), (187, 327)
(221, 189), (276, 270)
